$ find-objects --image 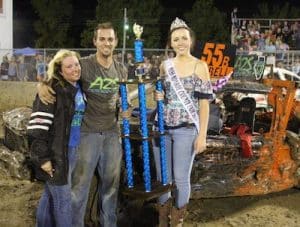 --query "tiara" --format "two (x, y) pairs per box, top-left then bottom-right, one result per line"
(170, 17), (189, 31)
